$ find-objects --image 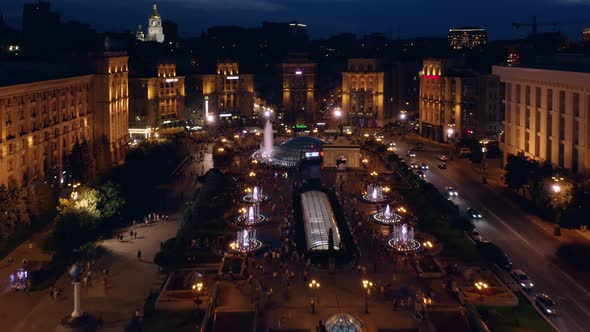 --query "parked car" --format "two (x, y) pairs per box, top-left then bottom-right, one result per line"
(410, 162), (419, 169)
(467, 208), (482, 219)
(511, 269), (534, 289)
(535, 293), (558, 315)
(478, 242), (512, 271)
(438, 154), (449, 161)
(468, 229), (483, 242)
(459, 147), (472, 157)
(438, 162), (447, 169)
(420, 163), (429, 170)
(446, 187), (458, 197)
